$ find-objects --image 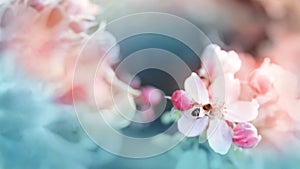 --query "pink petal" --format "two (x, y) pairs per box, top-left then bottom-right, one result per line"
(184, 73), (209, 104)
(272, 63), (298, 98)
(280, 99), (300, 122)
(46, 8), (63, 28)
(207, 119), (233, 155)
(178, 115), (209, 137)
(225, 100), (259, 122)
